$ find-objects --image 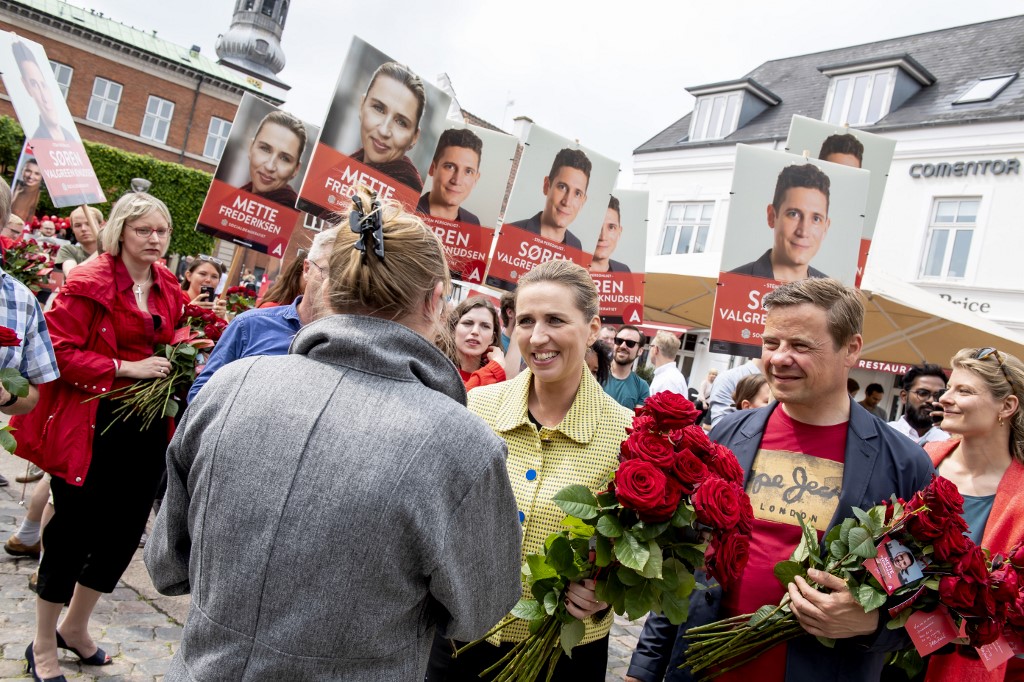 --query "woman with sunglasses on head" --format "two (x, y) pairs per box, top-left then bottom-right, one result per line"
(181, 256), (227, 318)
(924, 347), (1024, 682)
(448, 297), (506, 390)
(11, 192), (184, 682)
(427, 260), (633, 681)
